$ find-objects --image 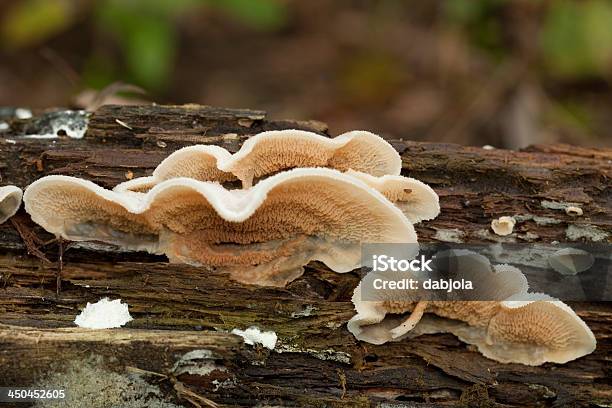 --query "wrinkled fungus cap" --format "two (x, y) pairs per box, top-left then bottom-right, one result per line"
(114, 129), (402, 191)
(25, 168), (417, 286)
(483, 293), (597, 365)
(114, 145), (235, 193)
